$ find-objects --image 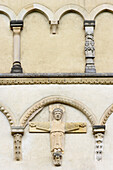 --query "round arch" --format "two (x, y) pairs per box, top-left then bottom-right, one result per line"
(90, 4), (113, 20)
(100, 103), (113, 125)
(0, 104), (16, 127)
(54, 4), (89, 22)
(0, 5), (16, 20)
(17, 4), (54, 21)
(20, 95), (97, 127)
